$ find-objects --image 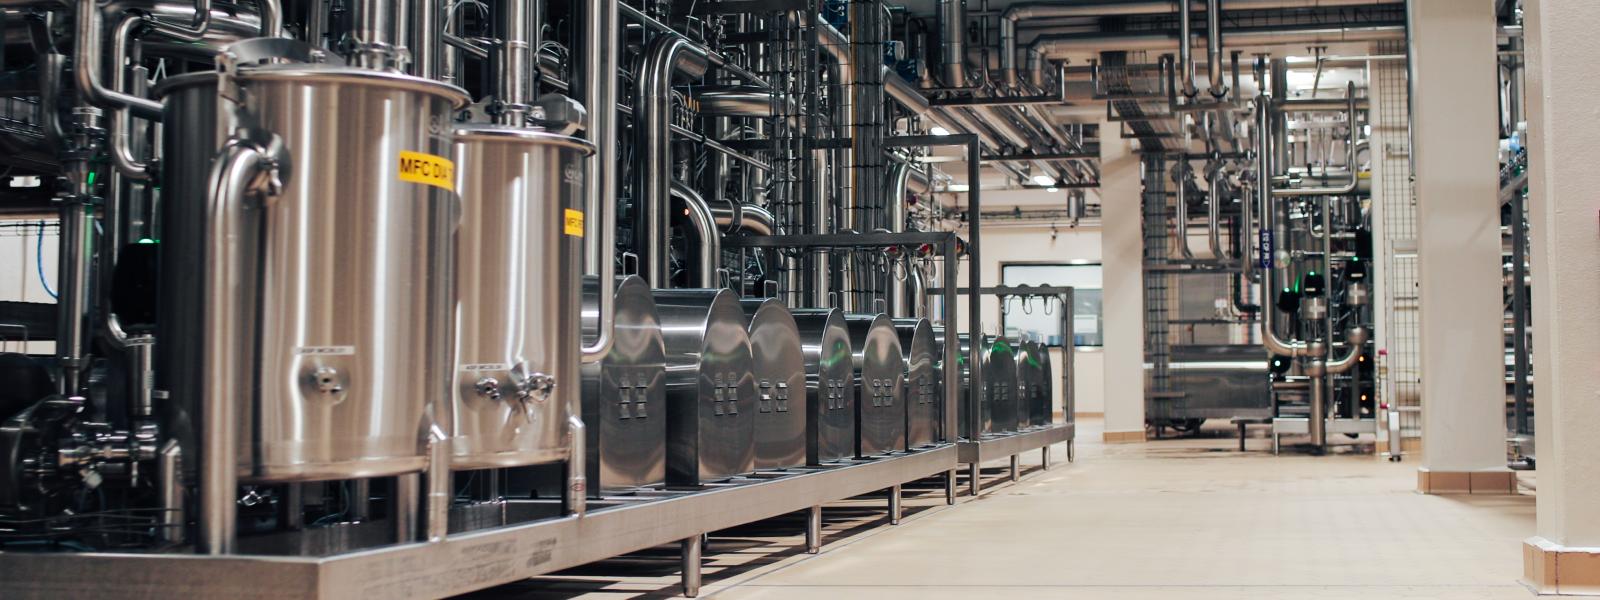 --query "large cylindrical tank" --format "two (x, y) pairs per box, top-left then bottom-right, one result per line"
(654, 289), (756, 484)
(792, 308), (855, 464)
(739, 298), (807, 470)
(154, 66), (467, 482)
(932, 328), (973, 439)
(893, 318), (939, 448)
(582, 276), (667, 493)
(450, 126), (592, 468)
(1015, 340), (1046, 429)
(985, 336), (1020, 434)
(844, 314), (905, 456)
